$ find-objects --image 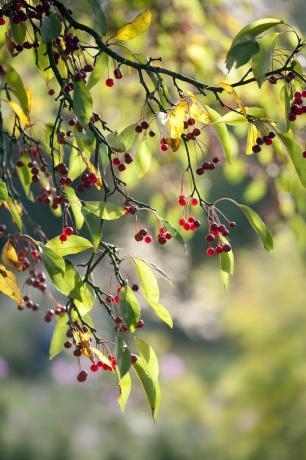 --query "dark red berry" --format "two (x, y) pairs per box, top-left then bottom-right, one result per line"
(105, 78), (114, 87)
(77, 370), (88, 382)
